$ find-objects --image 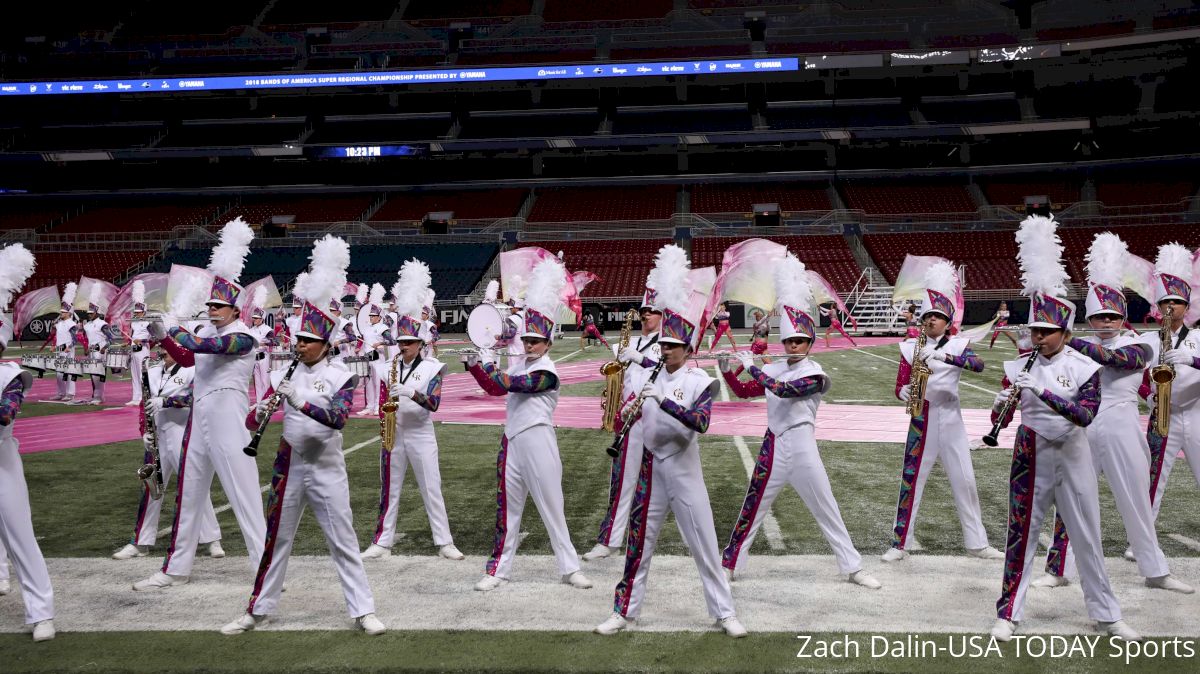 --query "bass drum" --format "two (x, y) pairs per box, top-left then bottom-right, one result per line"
(467, 303), (516, 350)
